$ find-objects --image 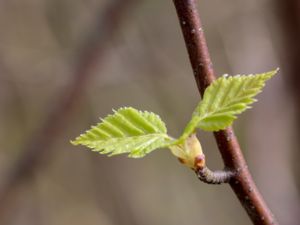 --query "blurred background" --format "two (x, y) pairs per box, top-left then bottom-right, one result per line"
(0, 0), (299, 224)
